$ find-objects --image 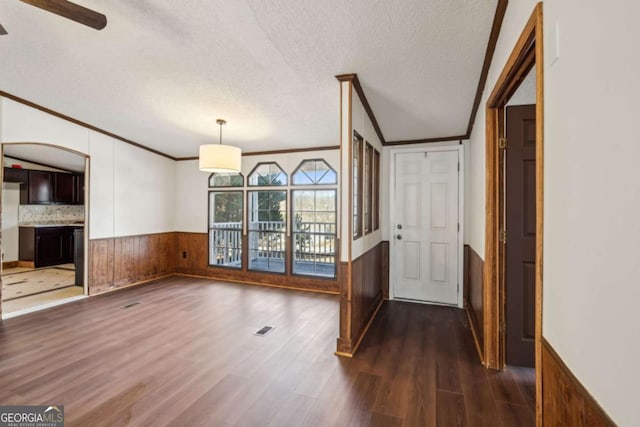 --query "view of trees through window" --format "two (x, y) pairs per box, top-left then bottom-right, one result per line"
(209, 191), (243, 268)
(248, 190), (287, 273)
(208, 159), (338, 278)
